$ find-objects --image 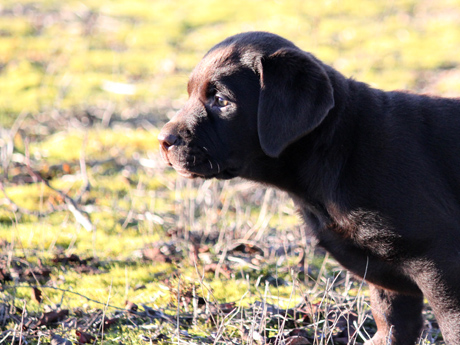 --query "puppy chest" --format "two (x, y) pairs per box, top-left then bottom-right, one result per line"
(328, 210), (404, 260)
